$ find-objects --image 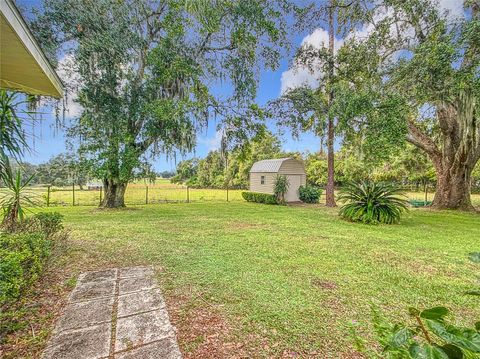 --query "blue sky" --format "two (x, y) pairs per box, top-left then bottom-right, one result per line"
(17, 0), (321, 172)
(16, 0), (464, 171)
